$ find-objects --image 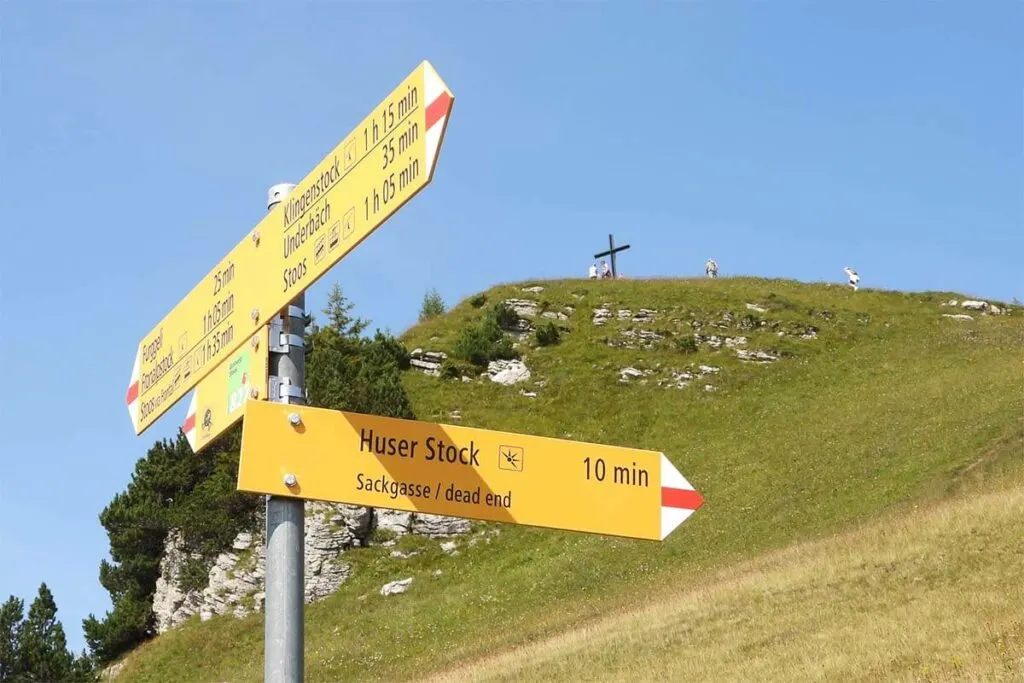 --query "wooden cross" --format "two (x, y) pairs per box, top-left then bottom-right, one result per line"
(593, 233), (631, 279)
